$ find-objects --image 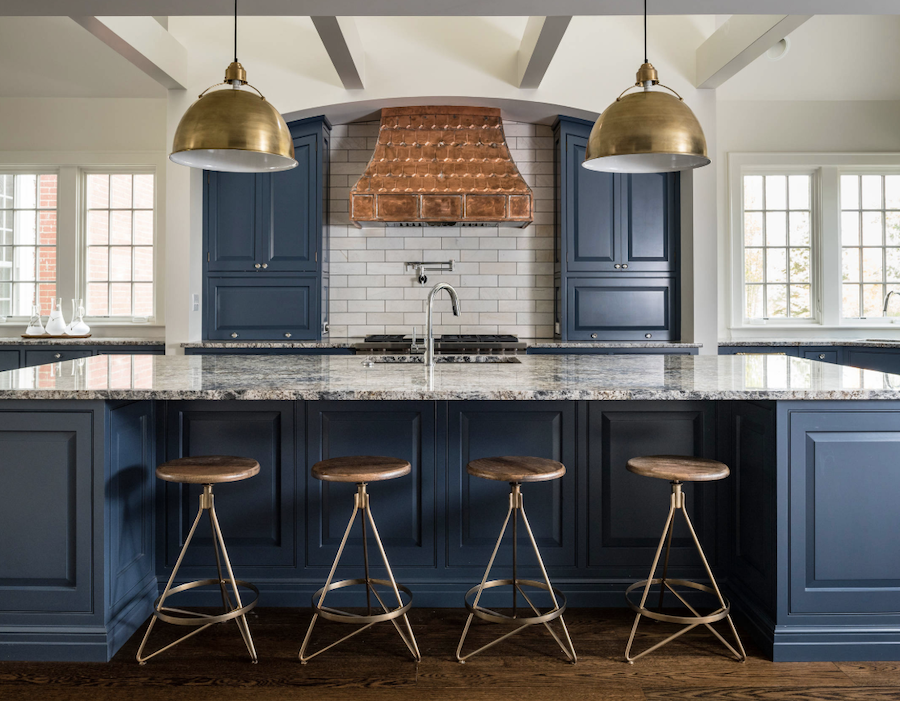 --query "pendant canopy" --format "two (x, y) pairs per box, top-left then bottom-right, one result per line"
(583, 4), (709, 173)
(169, 2), (296, 173)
